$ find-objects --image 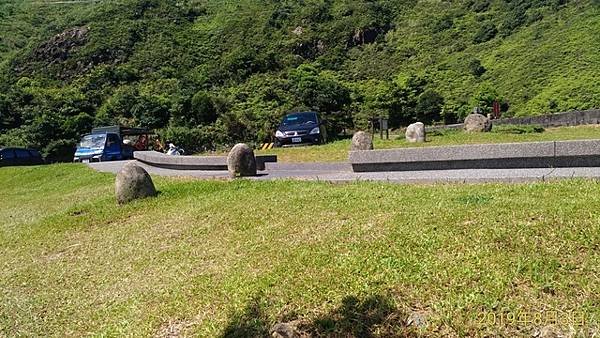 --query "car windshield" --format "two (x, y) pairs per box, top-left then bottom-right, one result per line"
(282, 113), (317, 126)
(79, 134), (106, 149)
